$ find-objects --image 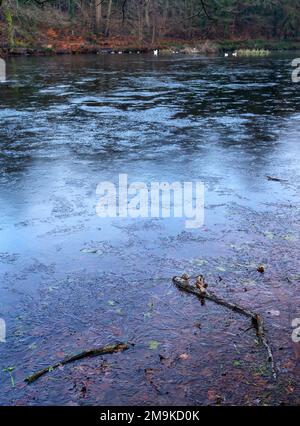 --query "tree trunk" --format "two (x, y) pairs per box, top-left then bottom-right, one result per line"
(69, 0), (75, 20)
(95, 0), (102, 33)
(104, 0), (113, 38)
(151, 13), (156, 45)
(145, 0), (150, 29)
